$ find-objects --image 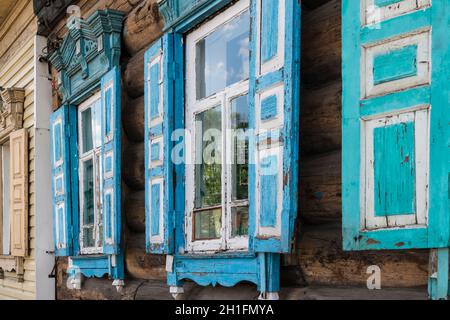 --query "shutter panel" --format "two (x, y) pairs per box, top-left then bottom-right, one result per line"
(101, 67), (122, 255)
(342, 1), (449, 250)
(144, 34), (175, 254)
(249, 0), (301, 253)
(9, 129), (28, 257)
(50, 105), (77, 256)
